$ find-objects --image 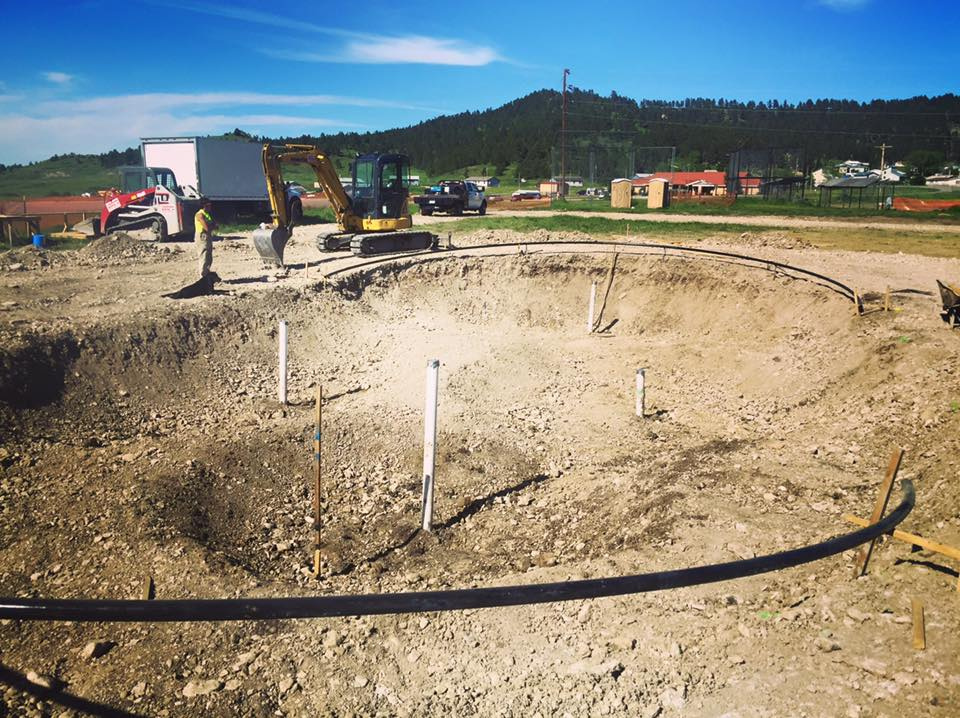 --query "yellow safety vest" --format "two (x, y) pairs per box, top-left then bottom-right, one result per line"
(195, 209), (213, 235)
